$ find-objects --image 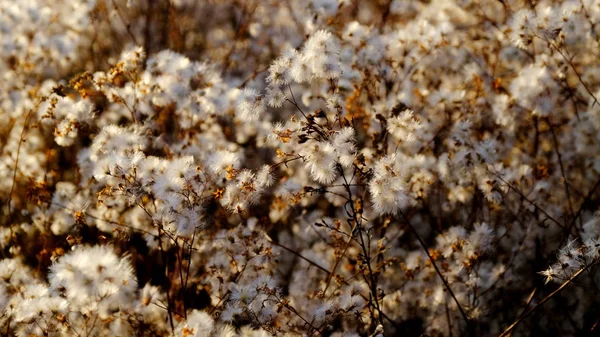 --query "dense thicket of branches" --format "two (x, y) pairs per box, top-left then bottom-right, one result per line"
(1, 1), (600, 336)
